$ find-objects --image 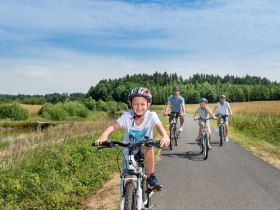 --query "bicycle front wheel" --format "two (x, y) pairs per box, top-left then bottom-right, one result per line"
(174, 127), (178, 146)
(124, 181), (136, 210)
(202, 135), (208, 160)
(219, 126), (223, 146)
(170, 126), (175, 150)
